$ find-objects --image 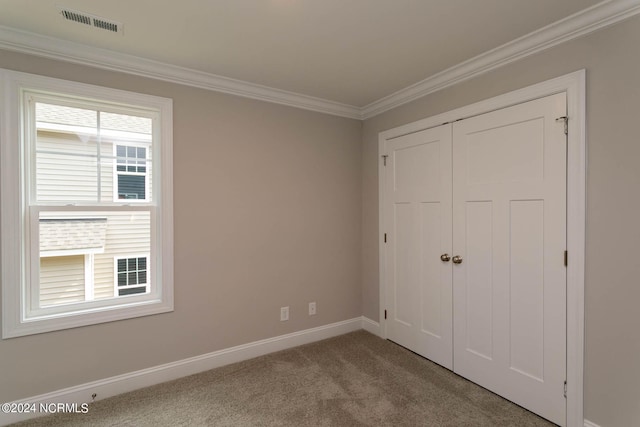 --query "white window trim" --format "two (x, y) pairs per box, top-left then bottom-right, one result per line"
(112, 141), (151, 203)
(113, 254), (151, 297)
(1, 69), (174, 338)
